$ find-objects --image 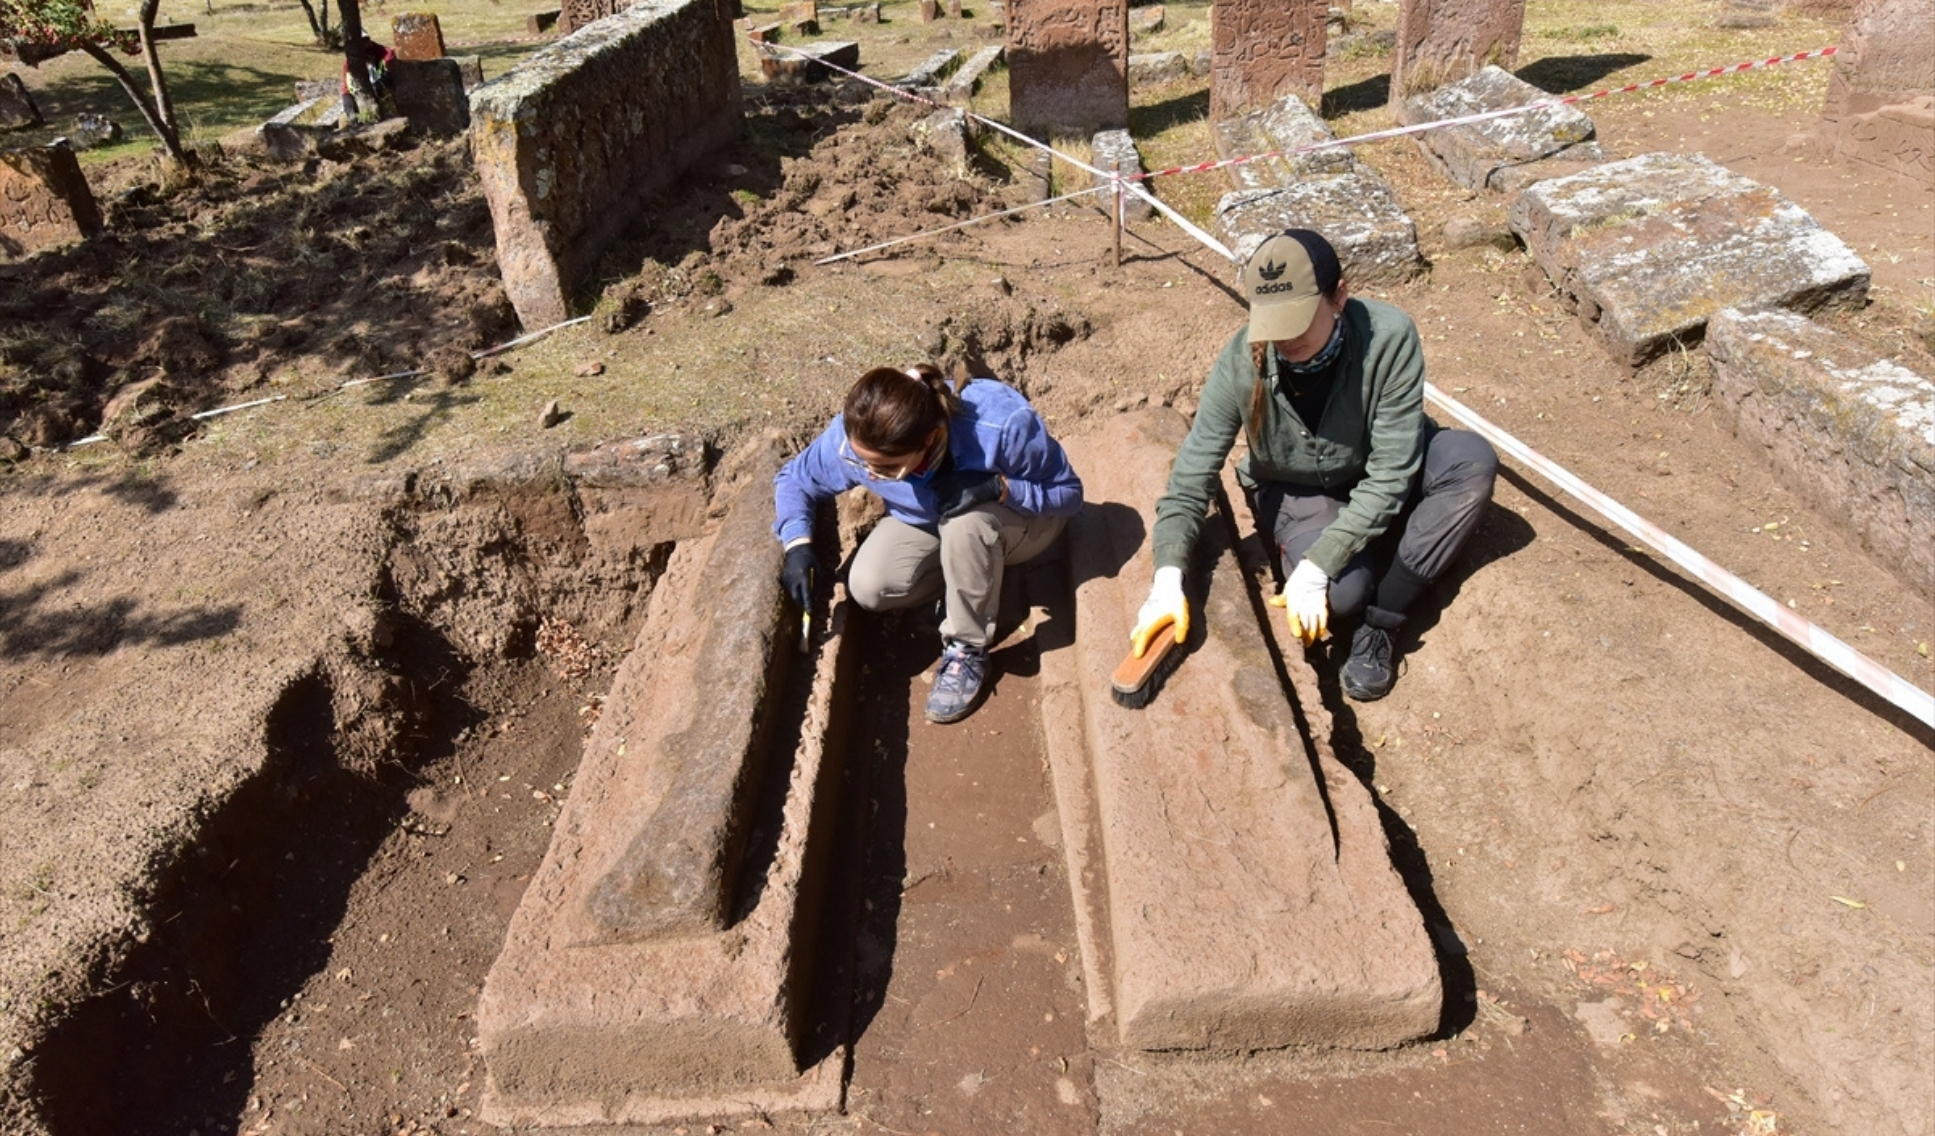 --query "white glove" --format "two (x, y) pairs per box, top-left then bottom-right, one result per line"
(1270, 558), (1330, 647)
(1130, 565), (1189, 658)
